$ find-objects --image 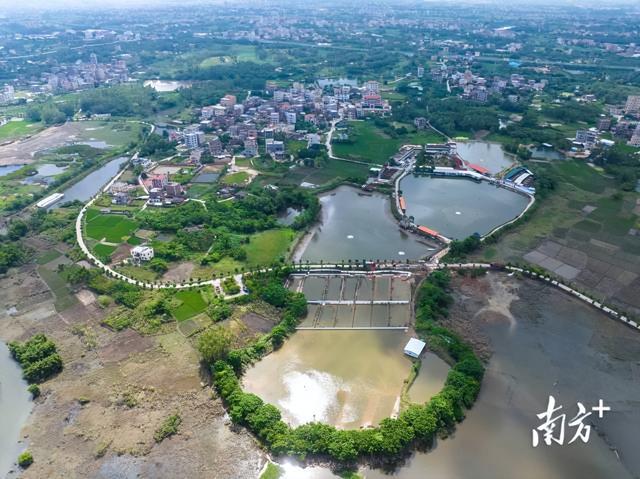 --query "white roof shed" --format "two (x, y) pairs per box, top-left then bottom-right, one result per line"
(404, 338), (426, 358)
